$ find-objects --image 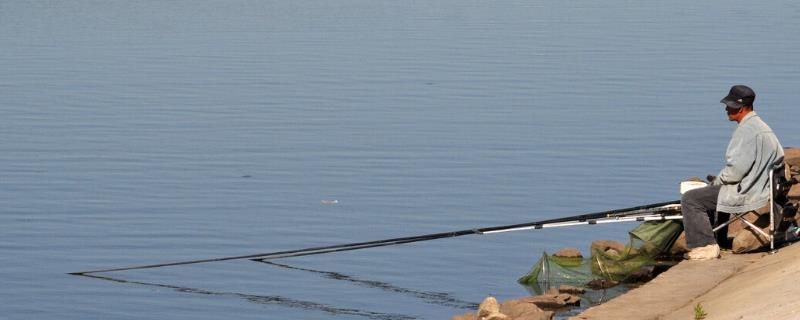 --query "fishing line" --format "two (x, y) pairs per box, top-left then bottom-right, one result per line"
(69, 200), (680, 275)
